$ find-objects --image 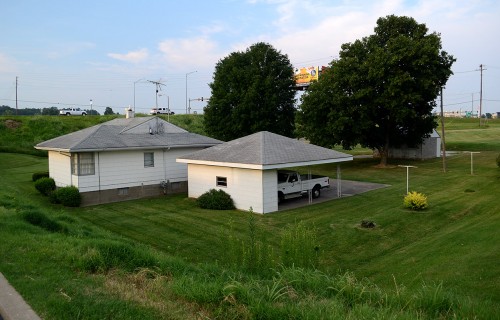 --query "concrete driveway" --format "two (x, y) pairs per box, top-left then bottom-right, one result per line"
(278, 179), (389, 211)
